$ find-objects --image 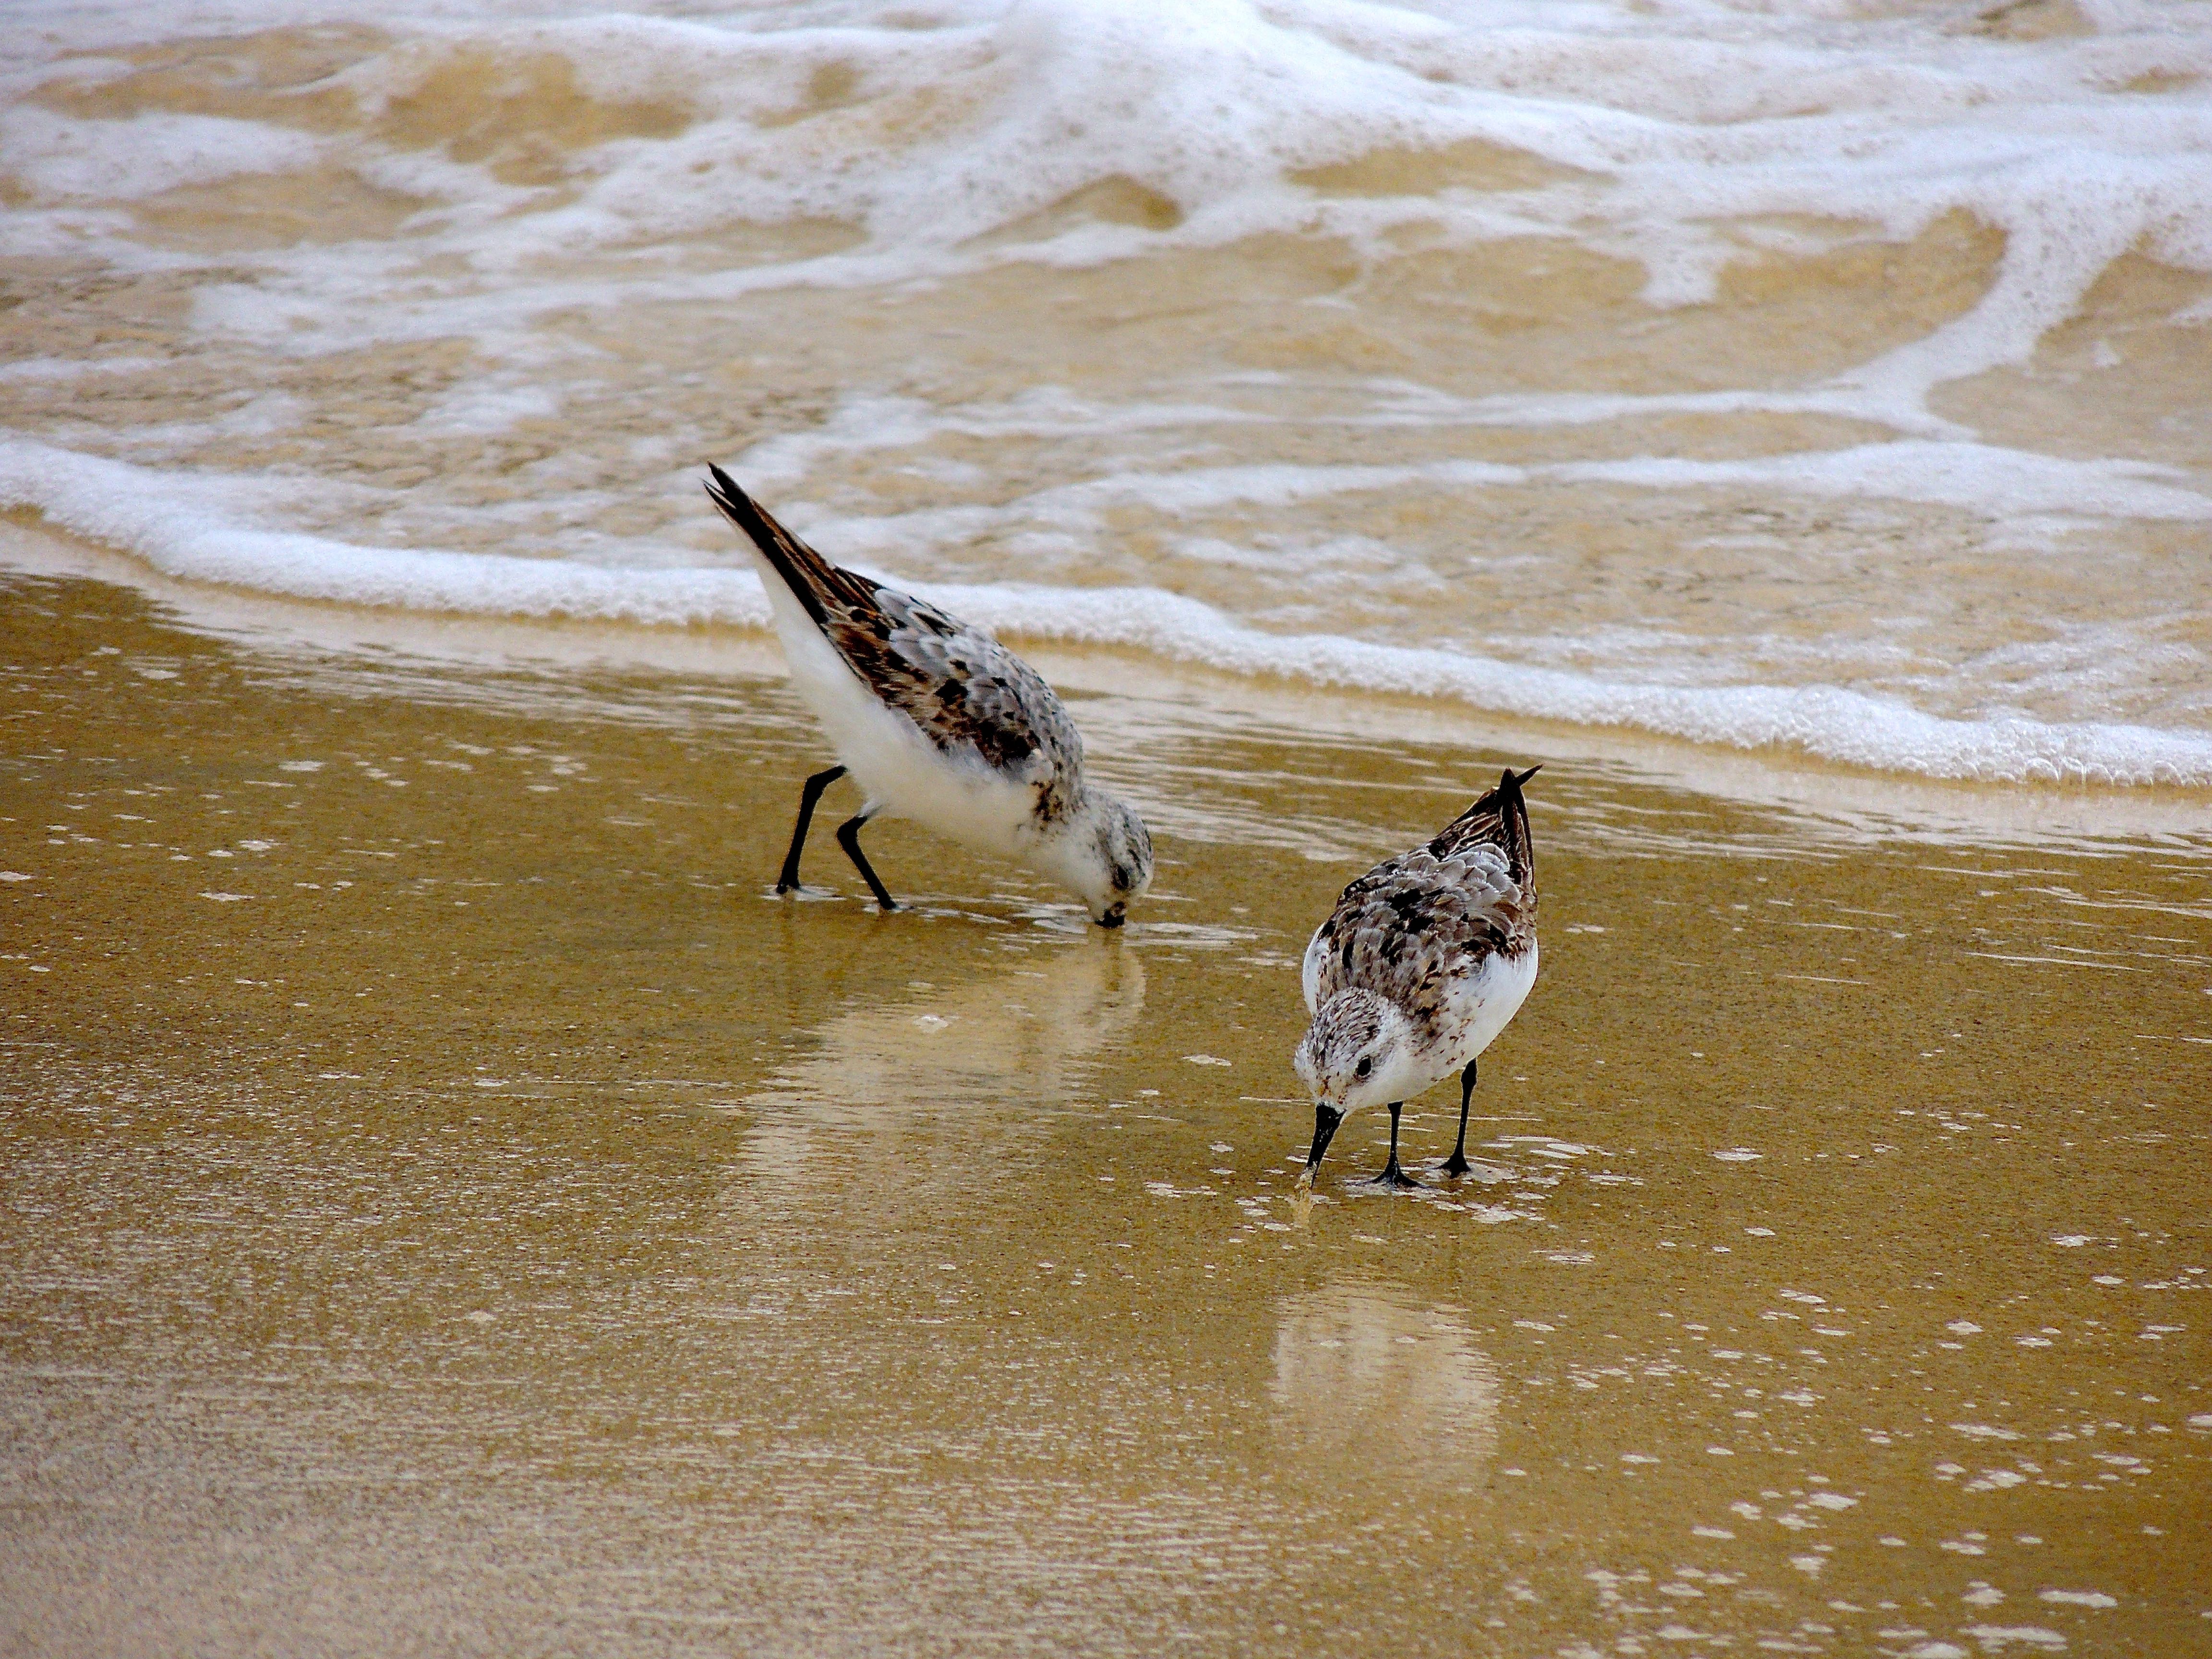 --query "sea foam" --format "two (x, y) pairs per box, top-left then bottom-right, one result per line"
(6, 436), (2209, 788)
(4, 0), (2210, 788)
(12, 0), (2211, 426)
